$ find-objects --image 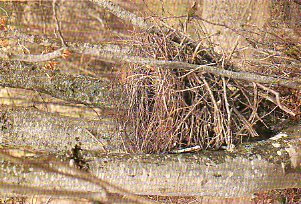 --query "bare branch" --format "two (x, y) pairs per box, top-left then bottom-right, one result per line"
(53, 0), (67, 47)
(256, 83), (296, 116)
(0, 48), (65, 62)
(0, 181), (106, 203)
(89, 0), (152, 31)
(89, 0), (214, 61)
(72, 42), (301, 90)
(1, 40), (300, 90)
